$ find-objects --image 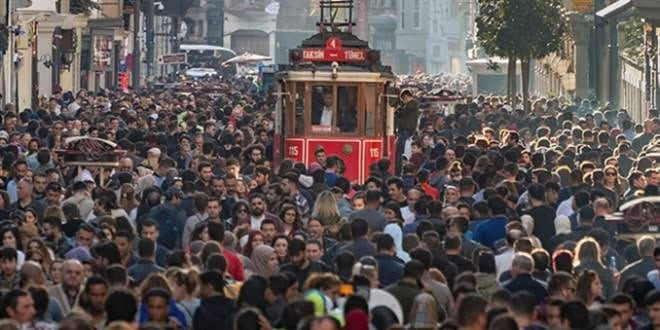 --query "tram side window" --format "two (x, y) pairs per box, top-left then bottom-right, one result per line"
(311, 85), (333, 127)
(295, 82), (305, 134)
(337, 86), (358, 133)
